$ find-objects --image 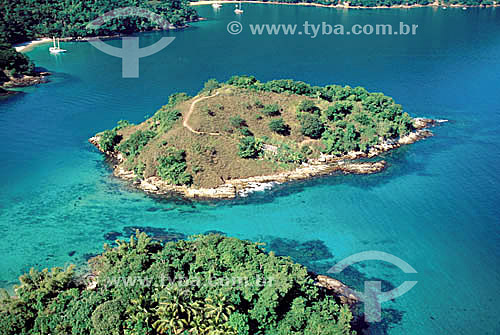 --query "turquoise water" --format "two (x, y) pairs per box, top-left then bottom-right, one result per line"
(1, 5), (500, 334)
